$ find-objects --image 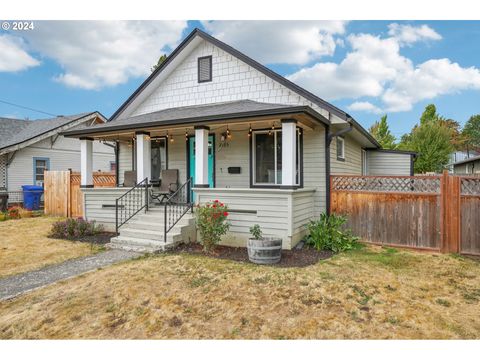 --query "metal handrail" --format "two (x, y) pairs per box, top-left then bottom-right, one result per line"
(163, 177), (193, 243)
(115, 177), (149, 234)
